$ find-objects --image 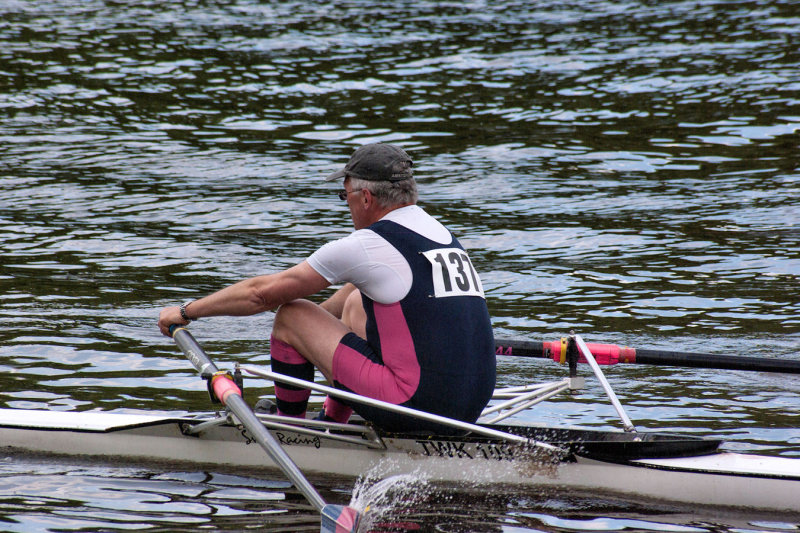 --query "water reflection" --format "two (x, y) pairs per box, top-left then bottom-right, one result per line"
(0, 455), (796, 533)
(0, 457), (323, 532)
